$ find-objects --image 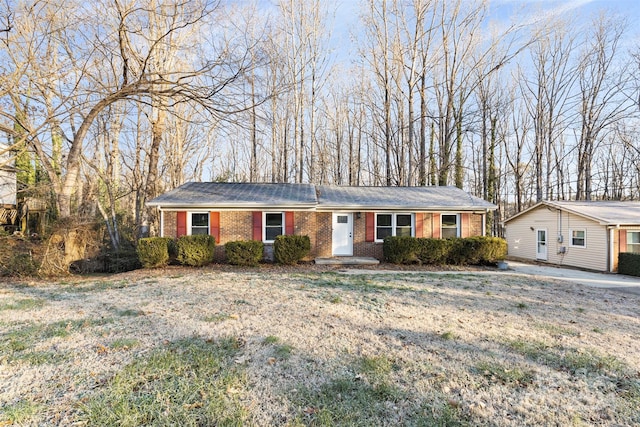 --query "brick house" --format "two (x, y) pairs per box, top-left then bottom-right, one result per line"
(147, 182), (496, 261)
